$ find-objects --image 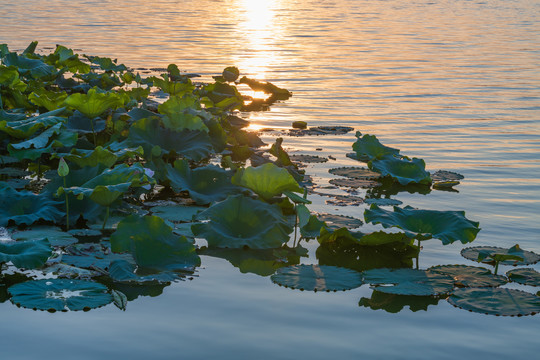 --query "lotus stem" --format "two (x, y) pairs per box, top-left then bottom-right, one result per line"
(90, 118), (97, 146)
(494, 261), (499, 275)
(102, 206), (110, 231)
(64, 176), (69, 230)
